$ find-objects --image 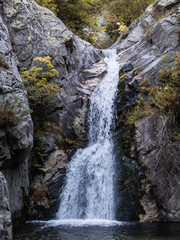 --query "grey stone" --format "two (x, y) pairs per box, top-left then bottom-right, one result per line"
(0, 172), (12, 240)
(0, 7), (33, 223)
(114, 0), (180, 221)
